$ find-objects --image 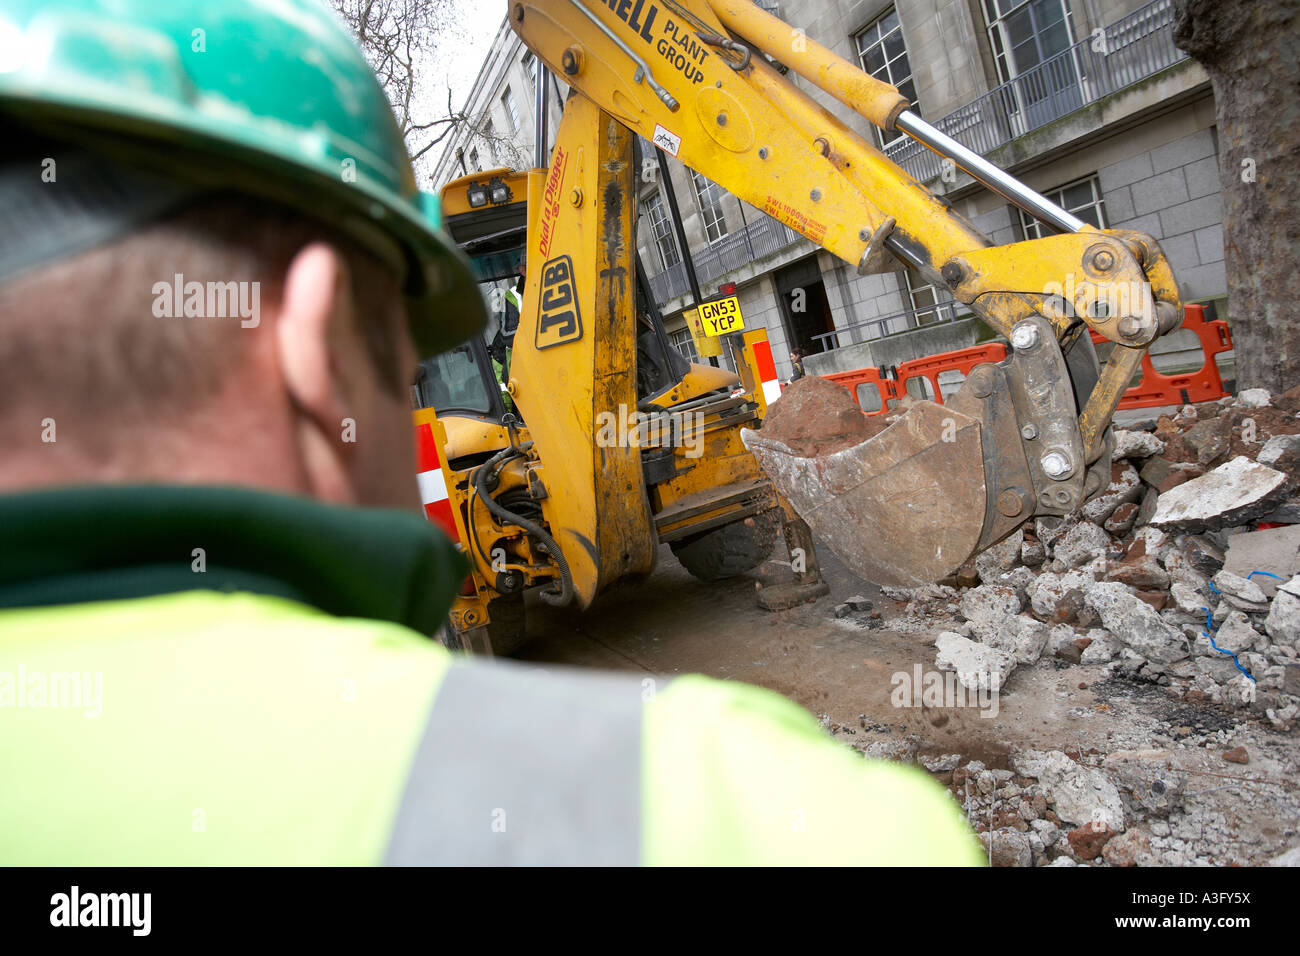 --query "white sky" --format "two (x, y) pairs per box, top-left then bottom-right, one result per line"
(411, 0), (507, 179)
